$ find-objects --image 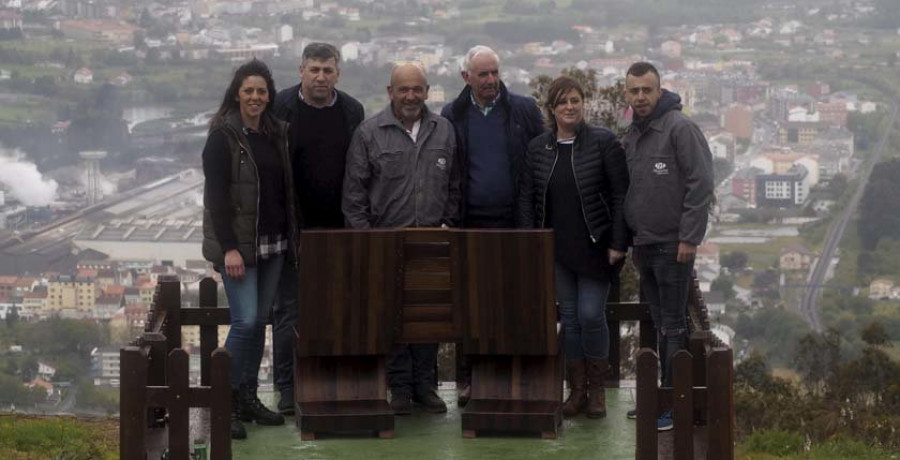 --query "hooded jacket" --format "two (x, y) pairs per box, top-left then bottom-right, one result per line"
(621, 90), (714, 246)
